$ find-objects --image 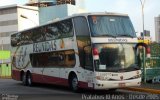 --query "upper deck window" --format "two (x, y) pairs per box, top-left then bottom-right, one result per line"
(11, 18), (73, 47)
(88, 15), (136, 37)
